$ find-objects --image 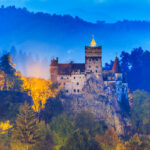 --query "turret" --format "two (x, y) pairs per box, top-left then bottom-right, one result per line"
(112, 57), (121, 73)
(50, 57), (59, 83)
(85, 37), (102, 75)
(112, 57), (122, 81)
